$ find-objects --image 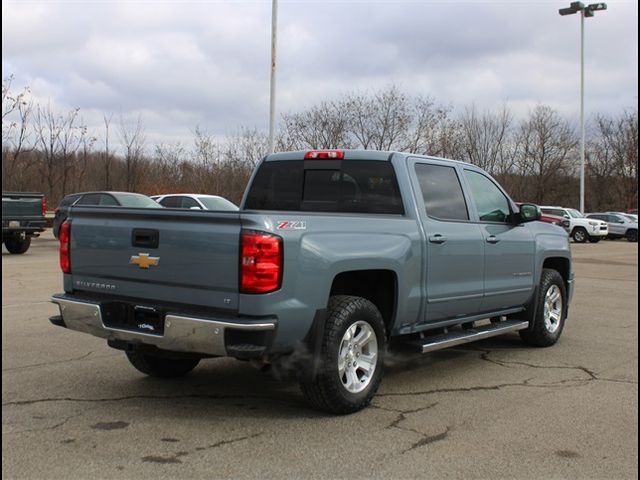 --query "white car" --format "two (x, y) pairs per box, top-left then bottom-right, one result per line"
(540, 206), (608, 243)
(151, 194), (238, 211)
